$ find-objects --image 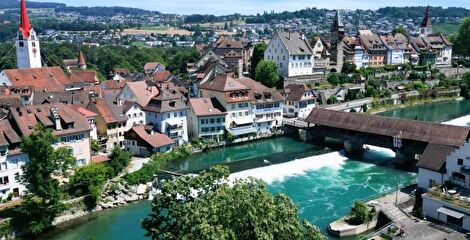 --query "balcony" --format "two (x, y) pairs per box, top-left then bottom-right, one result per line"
(426, 186), (470, 210)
